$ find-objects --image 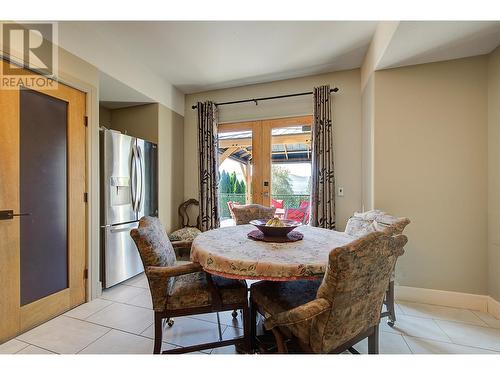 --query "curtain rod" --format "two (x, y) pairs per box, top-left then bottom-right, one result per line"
(191, 87), (339, 110)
